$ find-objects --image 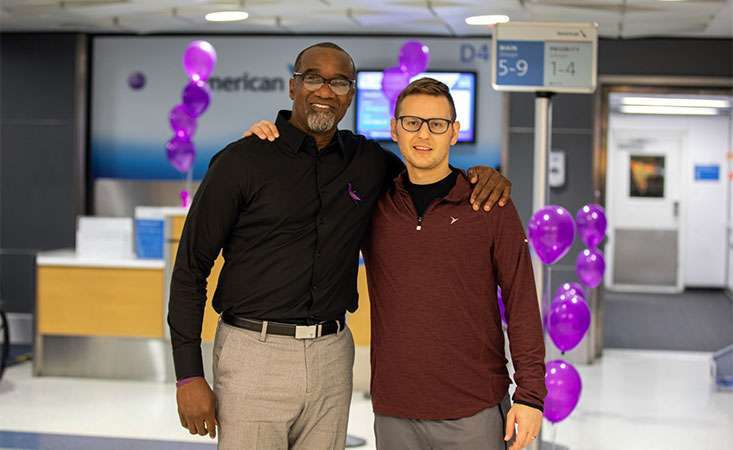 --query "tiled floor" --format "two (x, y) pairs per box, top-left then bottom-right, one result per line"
(1, 349), (732, 450)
